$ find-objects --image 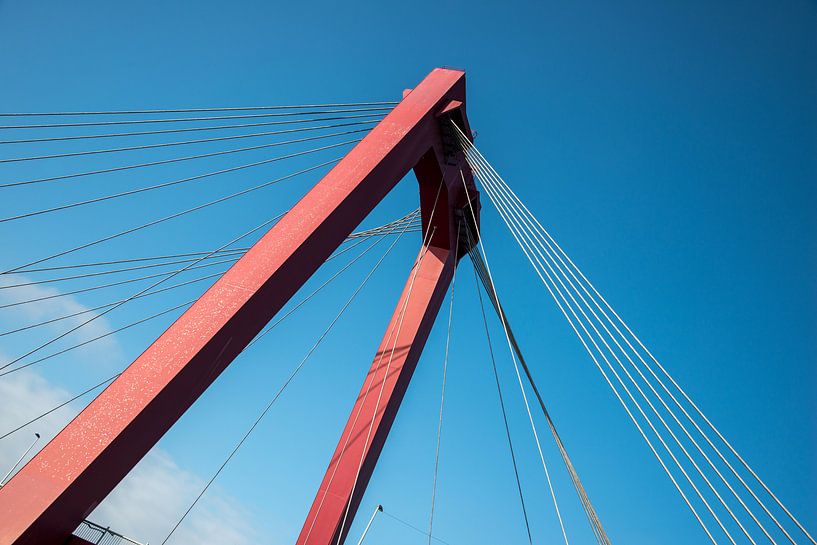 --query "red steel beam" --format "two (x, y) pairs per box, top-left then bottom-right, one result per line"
(296, 244), (455, 545)
(0, 67), (476, 545)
